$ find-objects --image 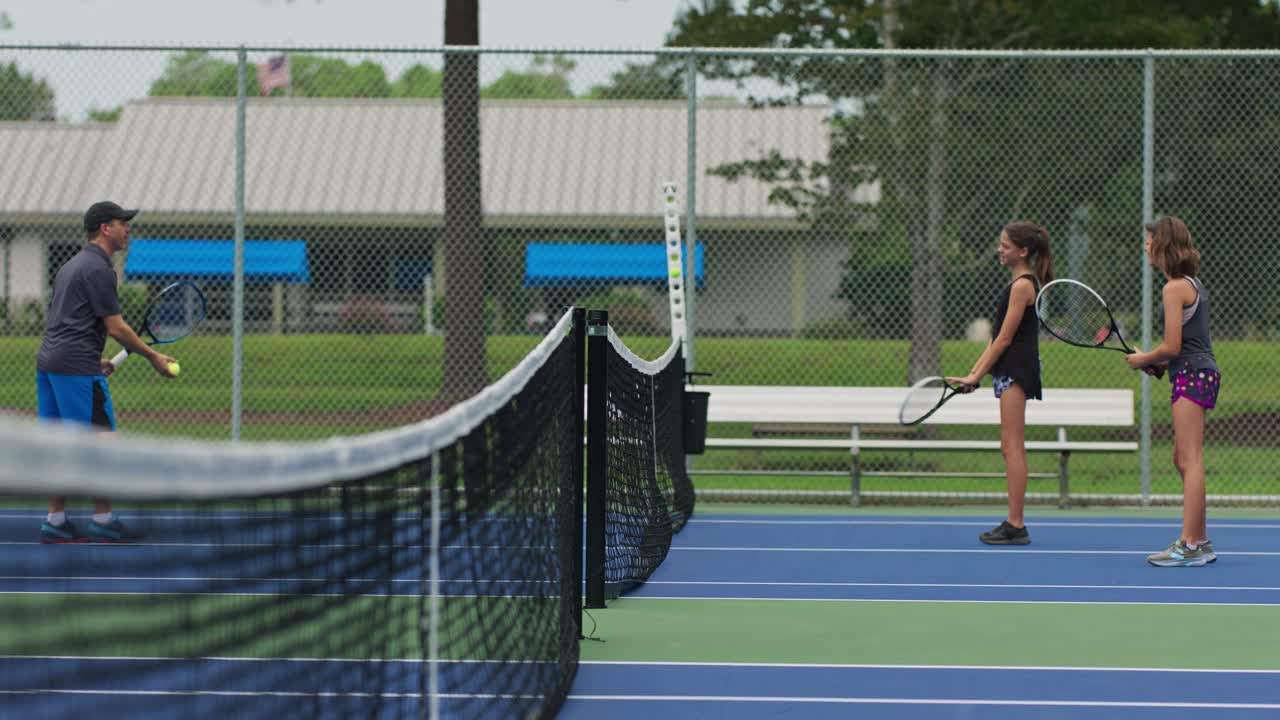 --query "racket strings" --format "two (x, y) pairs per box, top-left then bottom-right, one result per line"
(148, 285), (207, 341)
(1038, 286), (1114, 347)
(901, 379), (946, 425)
